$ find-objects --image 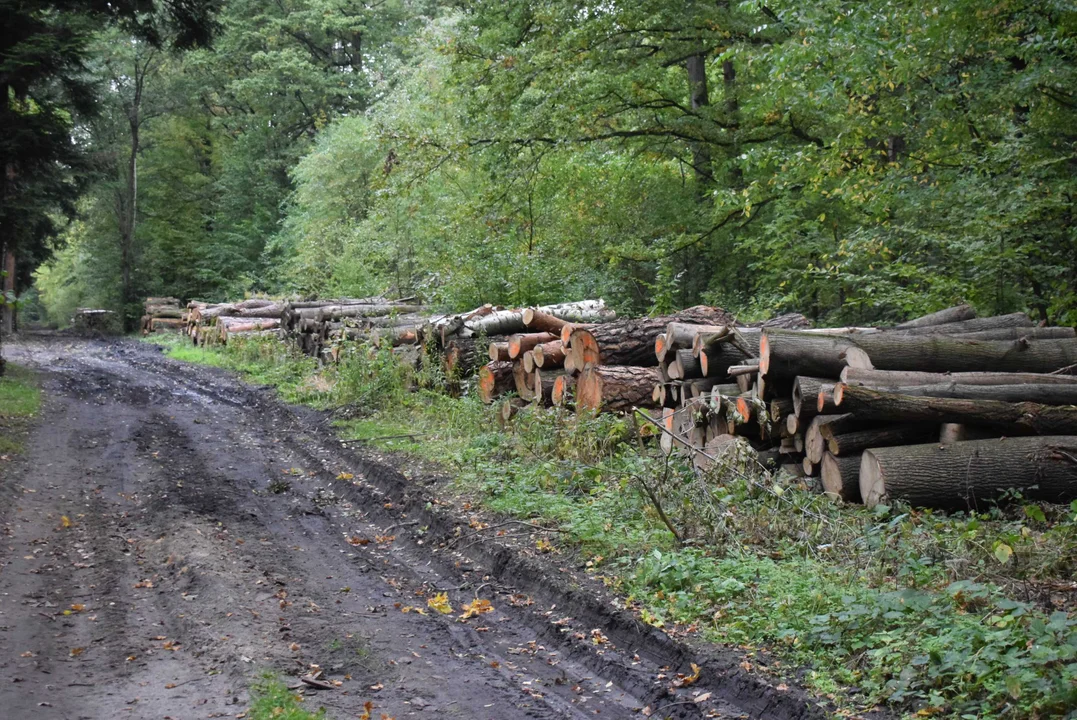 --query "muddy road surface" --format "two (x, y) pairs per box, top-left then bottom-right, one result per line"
(0, 335), (823, 720)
